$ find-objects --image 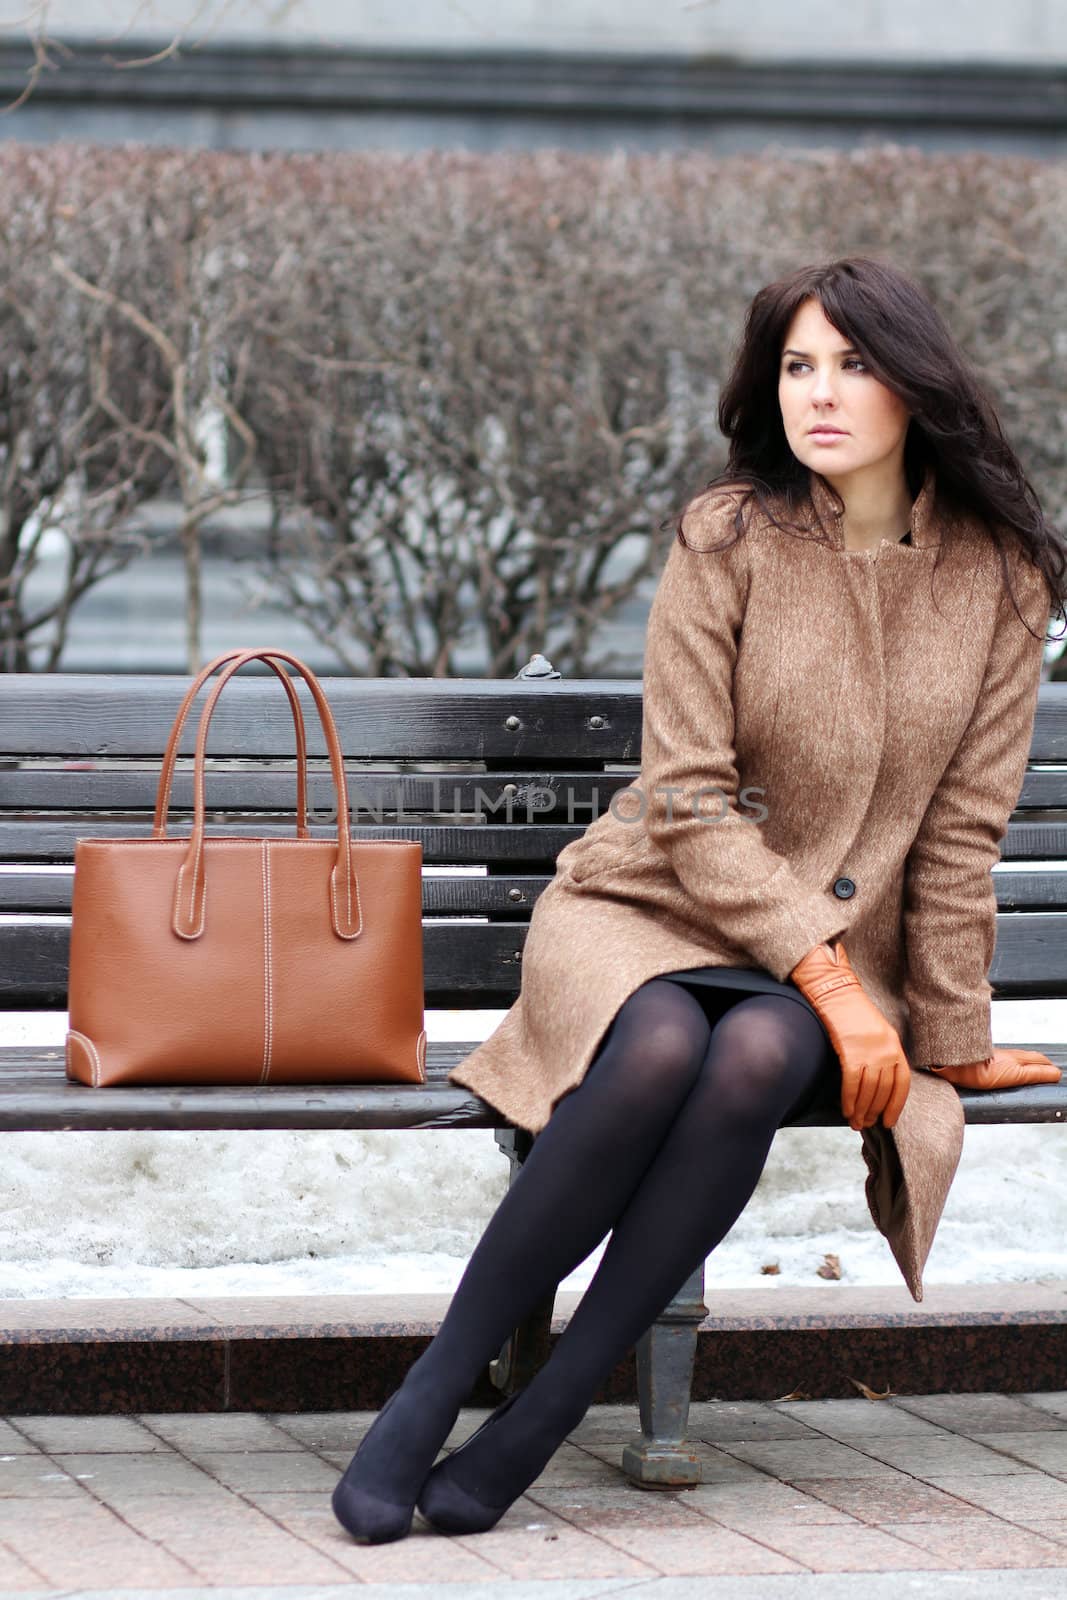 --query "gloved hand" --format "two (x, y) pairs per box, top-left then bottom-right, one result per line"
(930, 1047), (1061, 1090)
(788, 939), (911, 1132)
